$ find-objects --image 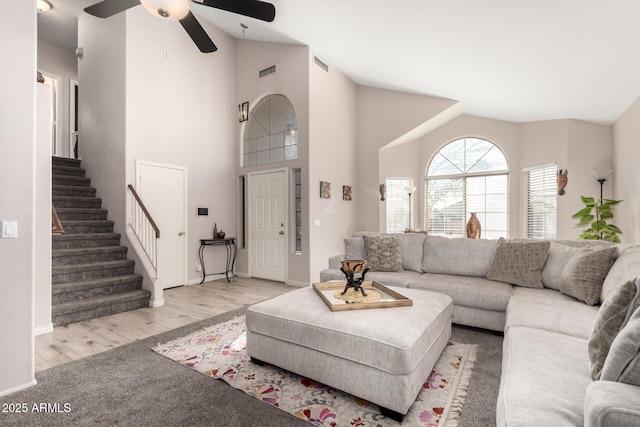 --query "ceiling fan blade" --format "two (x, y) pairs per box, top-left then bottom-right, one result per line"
(84, 0), (141, 18)
(179, 12), (218, 53)
(194, 0), (276, 22)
